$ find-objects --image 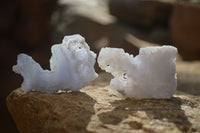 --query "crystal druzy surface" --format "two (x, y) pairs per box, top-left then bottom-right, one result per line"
(13, 34), (98, 93)
(98, 46), (177, 99)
